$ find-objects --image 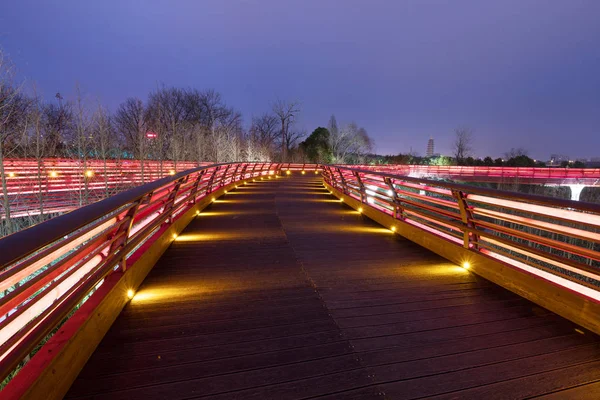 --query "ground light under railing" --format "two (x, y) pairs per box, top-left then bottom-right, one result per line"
(321, 164), (600, 338)
(0, 162), (319, 399)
